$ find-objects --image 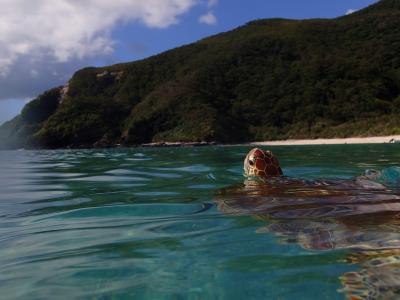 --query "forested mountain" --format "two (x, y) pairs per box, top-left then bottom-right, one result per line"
(1, 0), (400, 149)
